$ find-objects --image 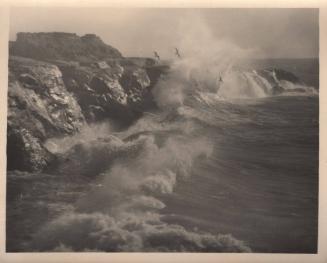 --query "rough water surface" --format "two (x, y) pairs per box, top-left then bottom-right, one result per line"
(7, 57), (318, 253)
